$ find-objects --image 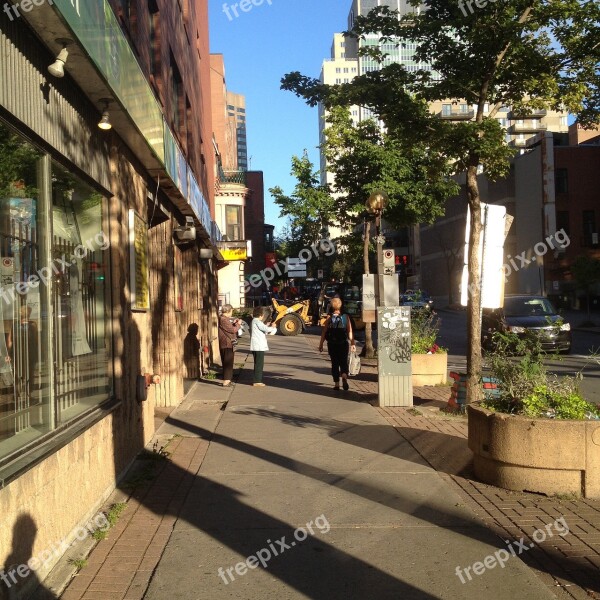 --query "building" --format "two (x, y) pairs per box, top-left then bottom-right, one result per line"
(0, 0), (221, 595)
(227, 92), (248, 171)
(318, 33), (359, 186)
(420, 130), (600, 307)
(210, 55), (267, 309)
